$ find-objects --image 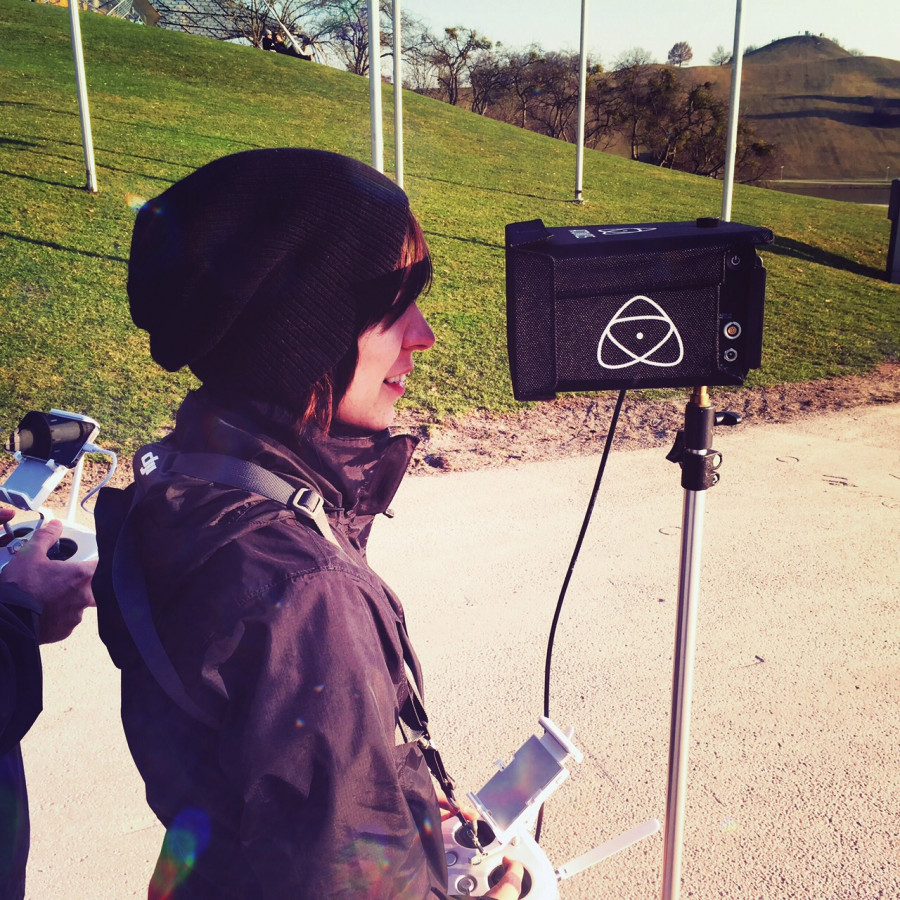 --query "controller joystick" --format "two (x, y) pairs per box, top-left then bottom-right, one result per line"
(0, 515), (98, 572)
(442, 817), (548, 898)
